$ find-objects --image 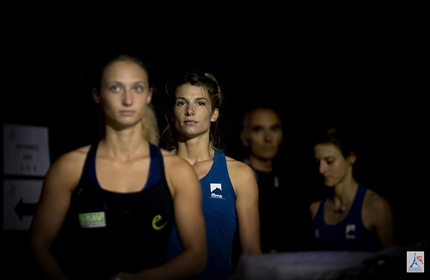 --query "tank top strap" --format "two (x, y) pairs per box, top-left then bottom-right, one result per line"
(212, 149), (227, 171)
(87, 142), (99, 183)
(317, 198), (328, 216)
(146, 143), (164, 190)
(350, 184), (367, 212)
